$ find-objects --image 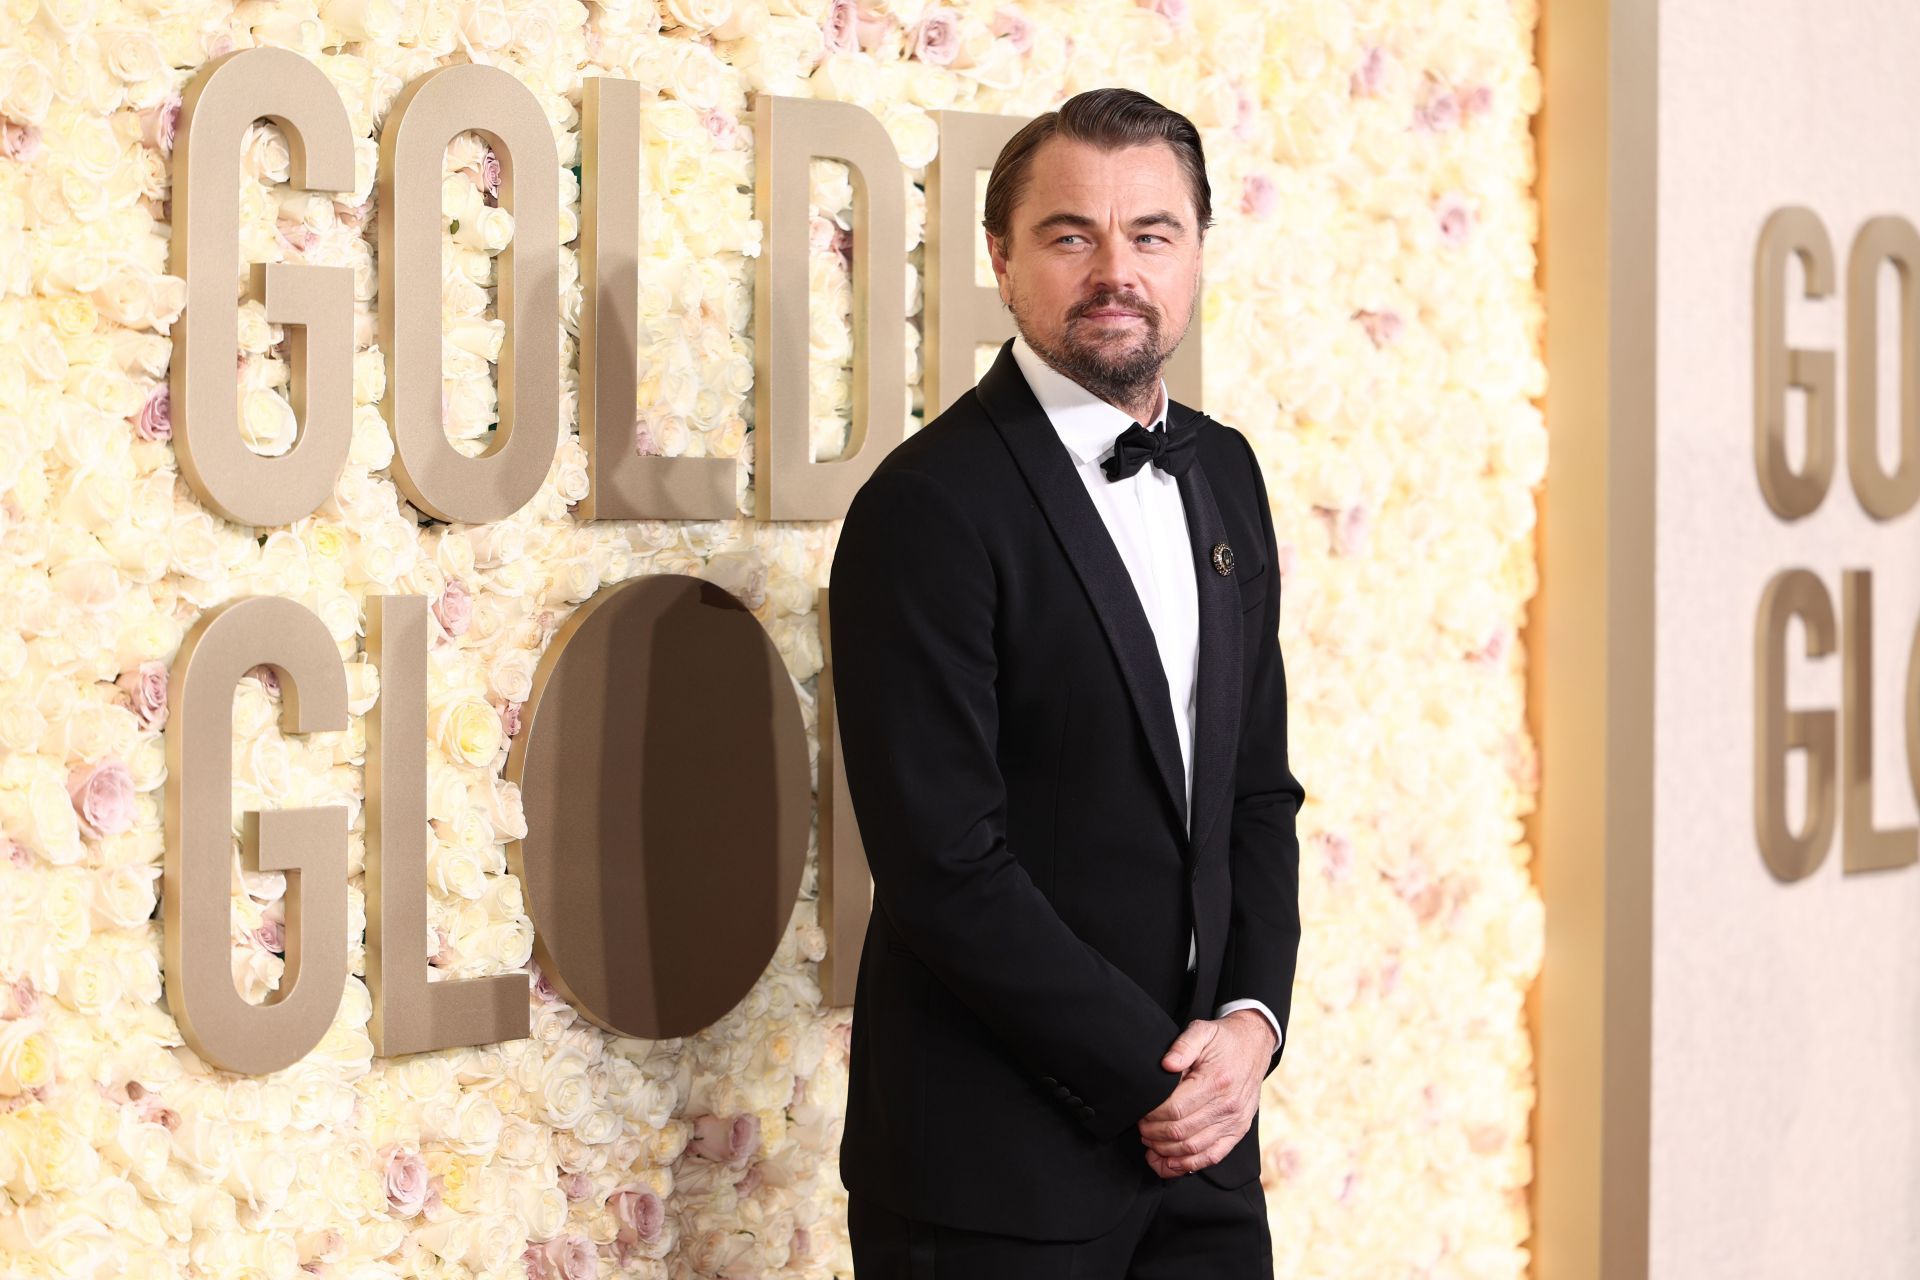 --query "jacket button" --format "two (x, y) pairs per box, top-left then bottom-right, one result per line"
(1078, 1105), (1096, 1121)
(1041, 1075), (1057, 1086)
(1053, 1085), (1071, 1099)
